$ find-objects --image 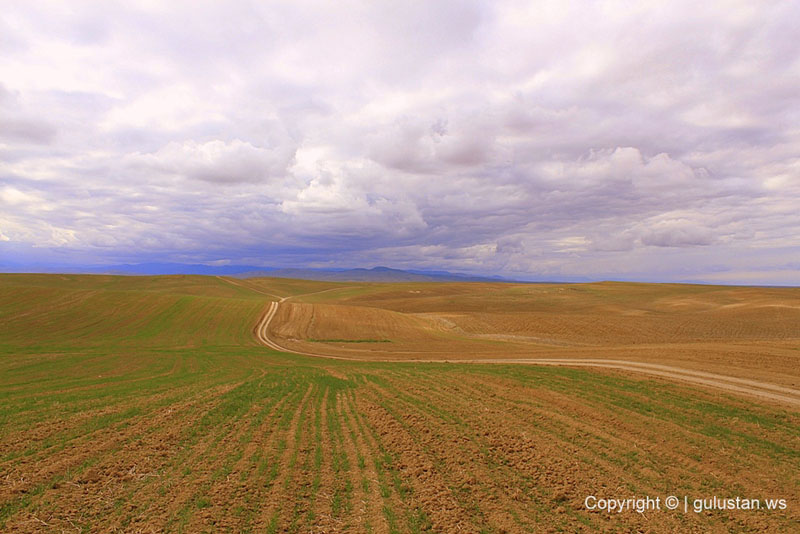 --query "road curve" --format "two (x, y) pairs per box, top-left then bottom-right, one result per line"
(254, 300), (800, 408)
